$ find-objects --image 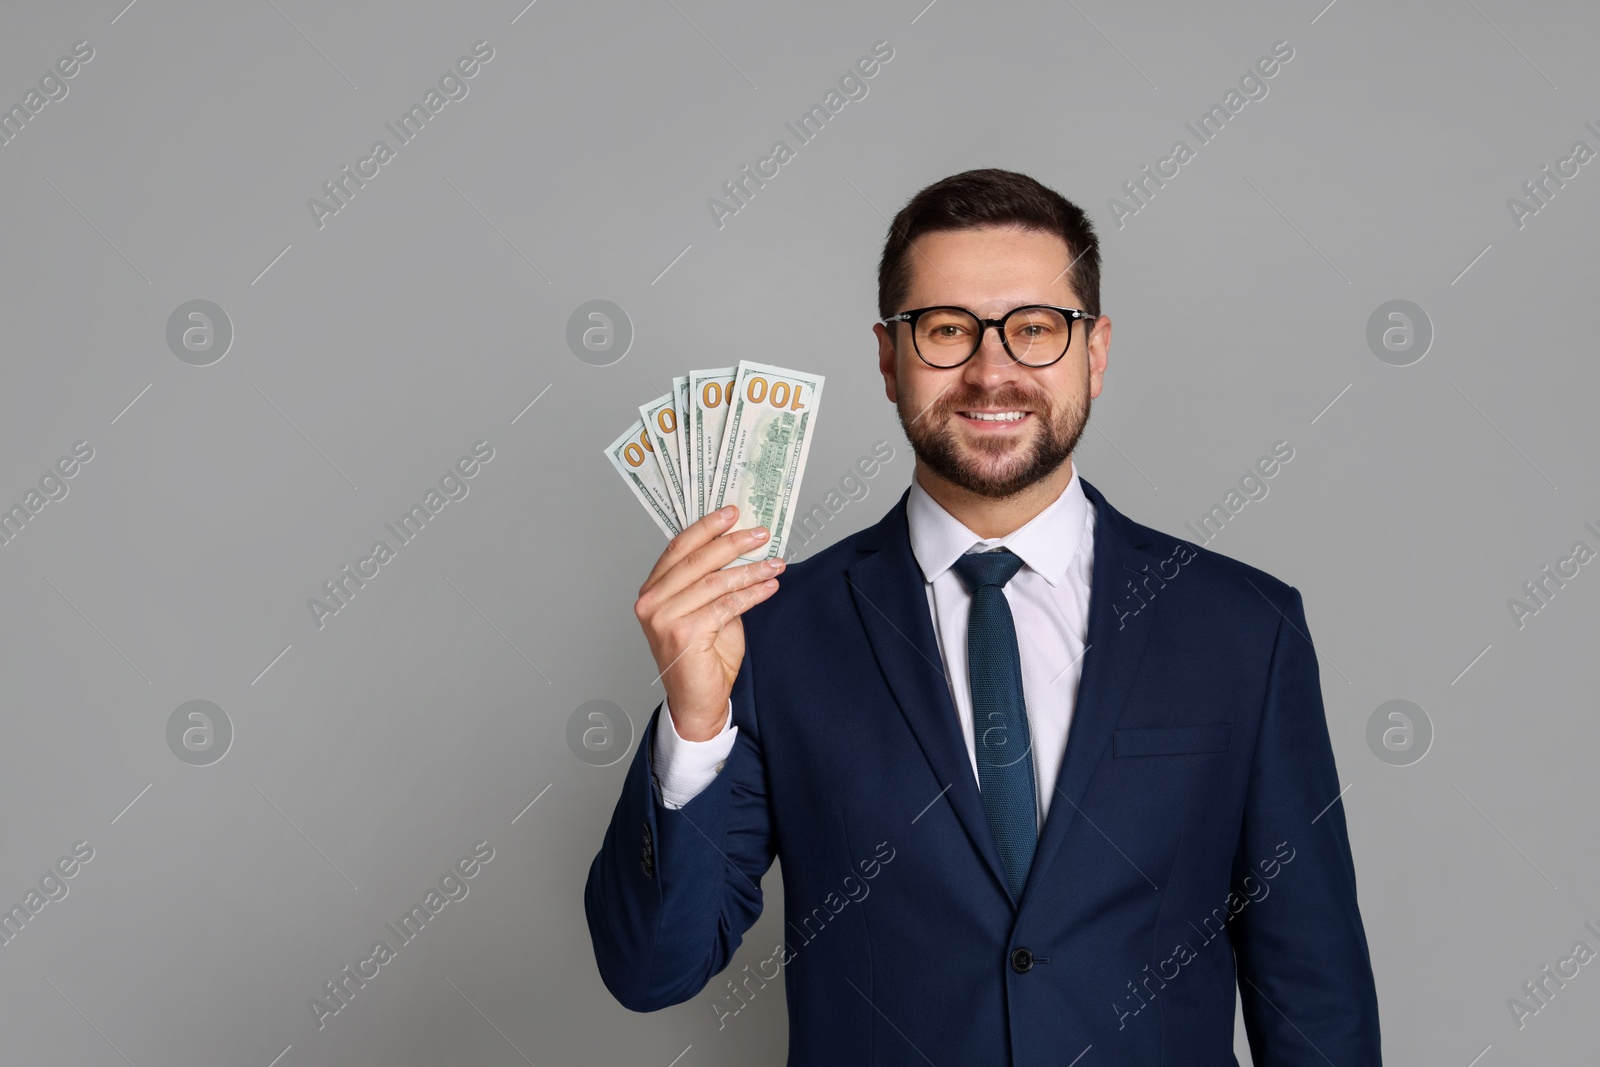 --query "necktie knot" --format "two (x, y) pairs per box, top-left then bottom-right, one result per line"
(952, 547), (1025, 592)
